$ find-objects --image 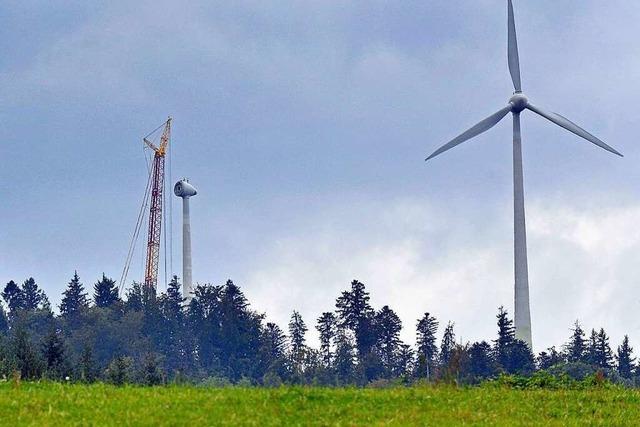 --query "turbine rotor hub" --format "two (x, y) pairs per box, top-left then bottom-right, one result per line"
(509, 93), (529, 113)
